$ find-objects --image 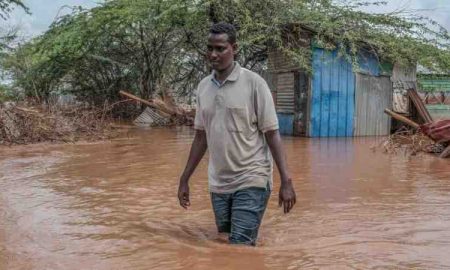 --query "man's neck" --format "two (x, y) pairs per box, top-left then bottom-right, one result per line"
(214, 62), (235, 83)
